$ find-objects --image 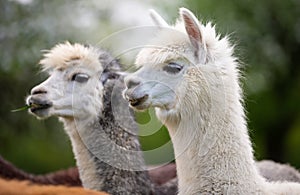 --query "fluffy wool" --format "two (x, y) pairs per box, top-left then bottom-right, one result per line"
(39, 42), (103, 72)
